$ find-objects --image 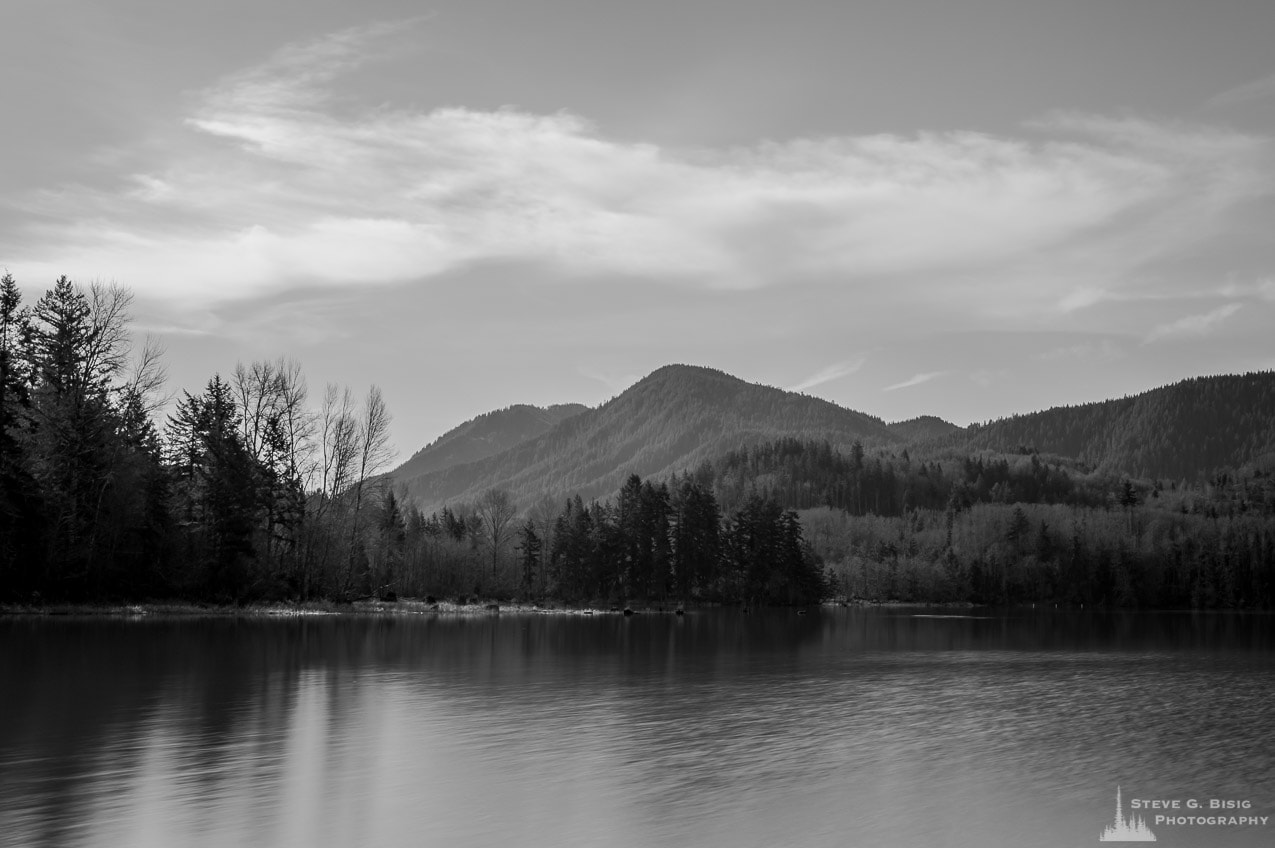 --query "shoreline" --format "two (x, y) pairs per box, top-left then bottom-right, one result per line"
(0, 598), (981, 618)
(4, 599), (1253, 618)
(0, 599), (697, 618)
